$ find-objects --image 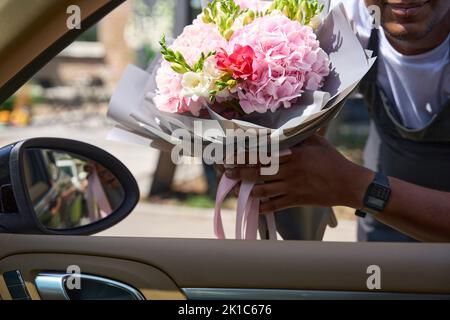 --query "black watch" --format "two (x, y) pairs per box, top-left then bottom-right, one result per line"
(355, 172), (391, 218)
